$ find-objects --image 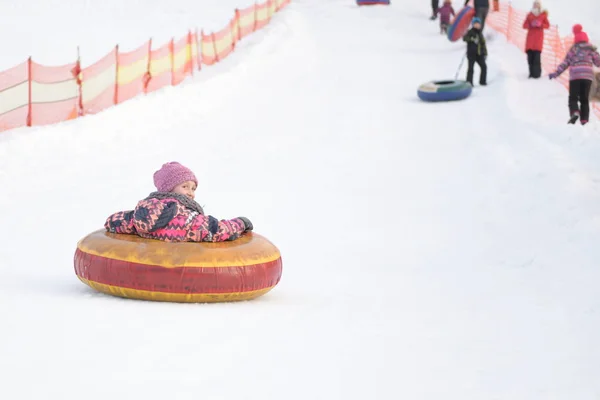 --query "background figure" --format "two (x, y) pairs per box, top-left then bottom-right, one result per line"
(464, 0), (489, 30)
(590, 72), (600, 102)
(431, 0), (440, 19)
(463, 17), (488, 86)
(437, 0), (455, 34)
(549, 24), (600, 125)
(522, 1), (550, 78)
